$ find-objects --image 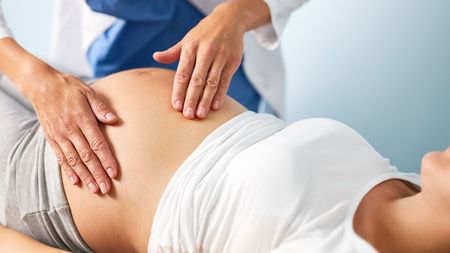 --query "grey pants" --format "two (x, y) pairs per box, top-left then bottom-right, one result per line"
(0, 76), (93, 252)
